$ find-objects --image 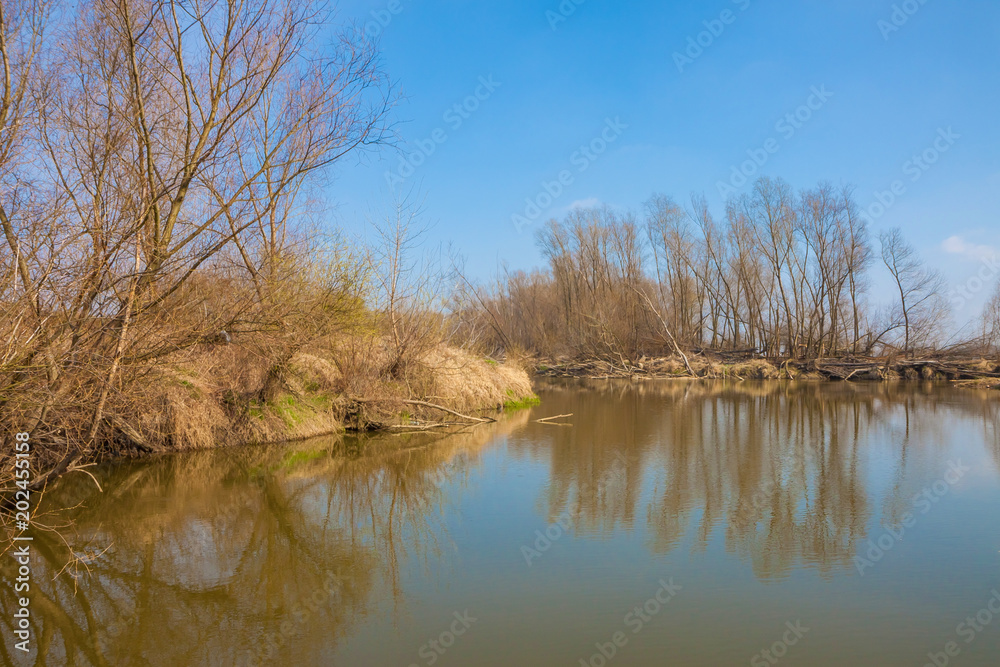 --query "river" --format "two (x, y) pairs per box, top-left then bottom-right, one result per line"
(3, 380), (1000, 666)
